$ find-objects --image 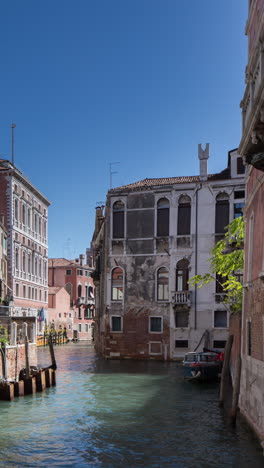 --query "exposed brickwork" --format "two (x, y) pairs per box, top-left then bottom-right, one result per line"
(4, 343), (37, 380)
